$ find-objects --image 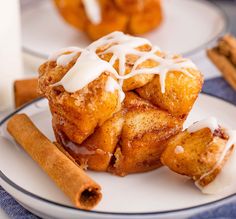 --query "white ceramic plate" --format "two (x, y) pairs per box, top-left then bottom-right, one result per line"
(0, 93), (236, 219)
(22, 0), (228, 59)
